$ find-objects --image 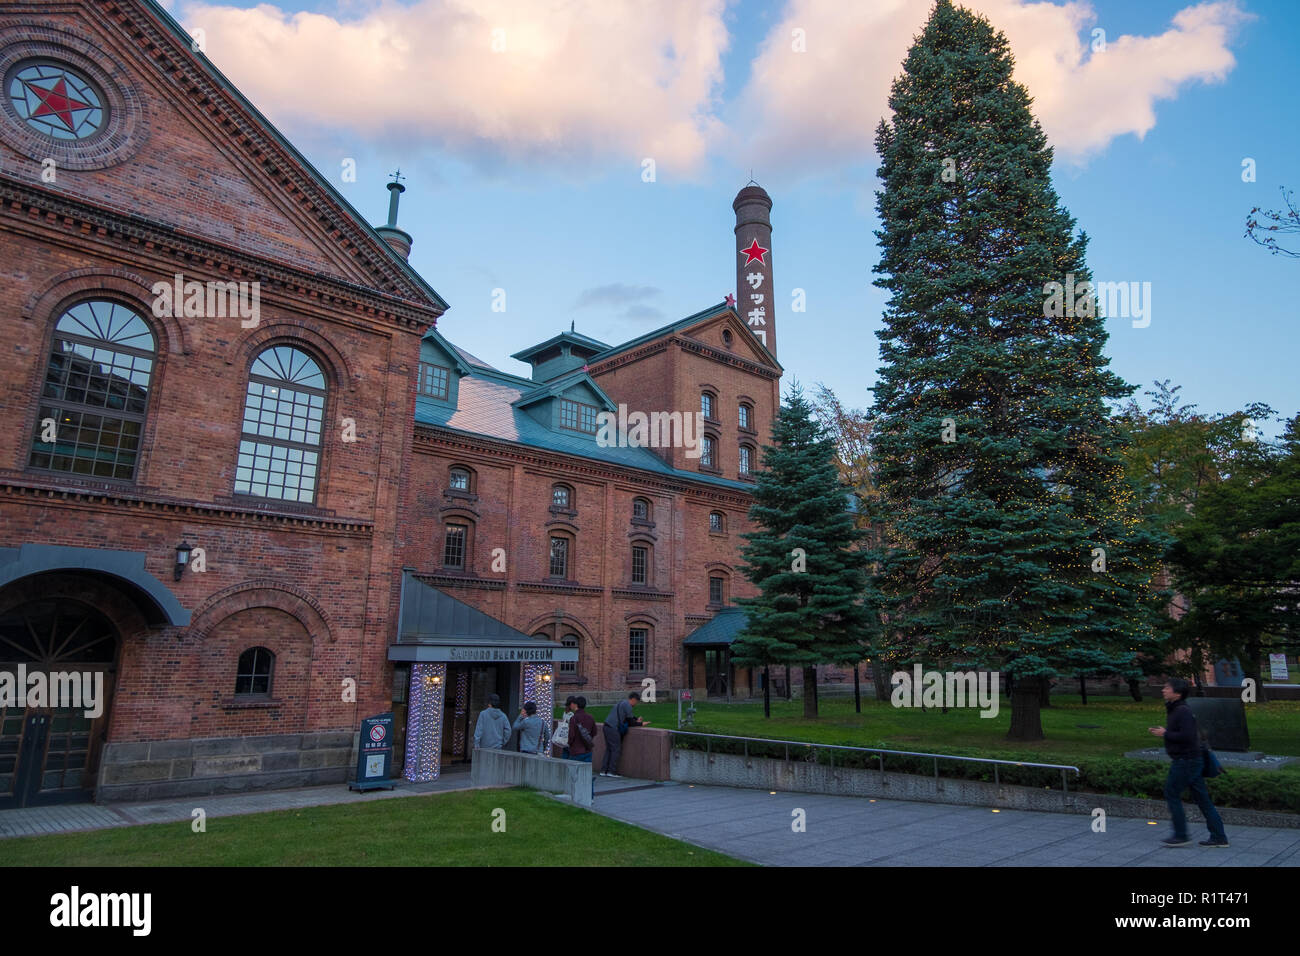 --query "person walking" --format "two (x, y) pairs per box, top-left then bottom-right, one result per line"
(472, 693), (513, 752)
(601, 691), (649, 778)
(512, 701), (546, 755)
(552, 696), (578, 758)
(1149, 677), (1229, 848)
